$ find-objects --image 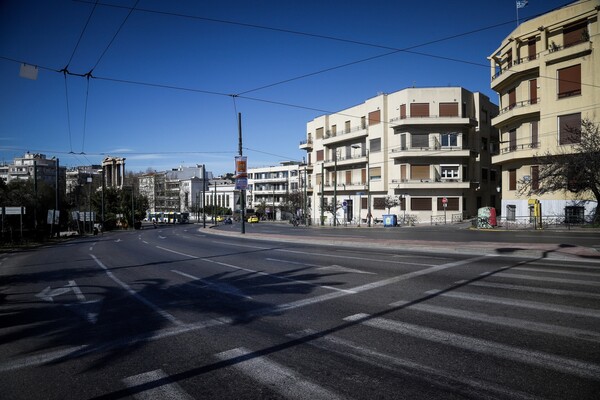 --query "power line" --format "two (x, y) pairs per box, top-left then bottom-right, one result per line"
(65, 0), (99, 68)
